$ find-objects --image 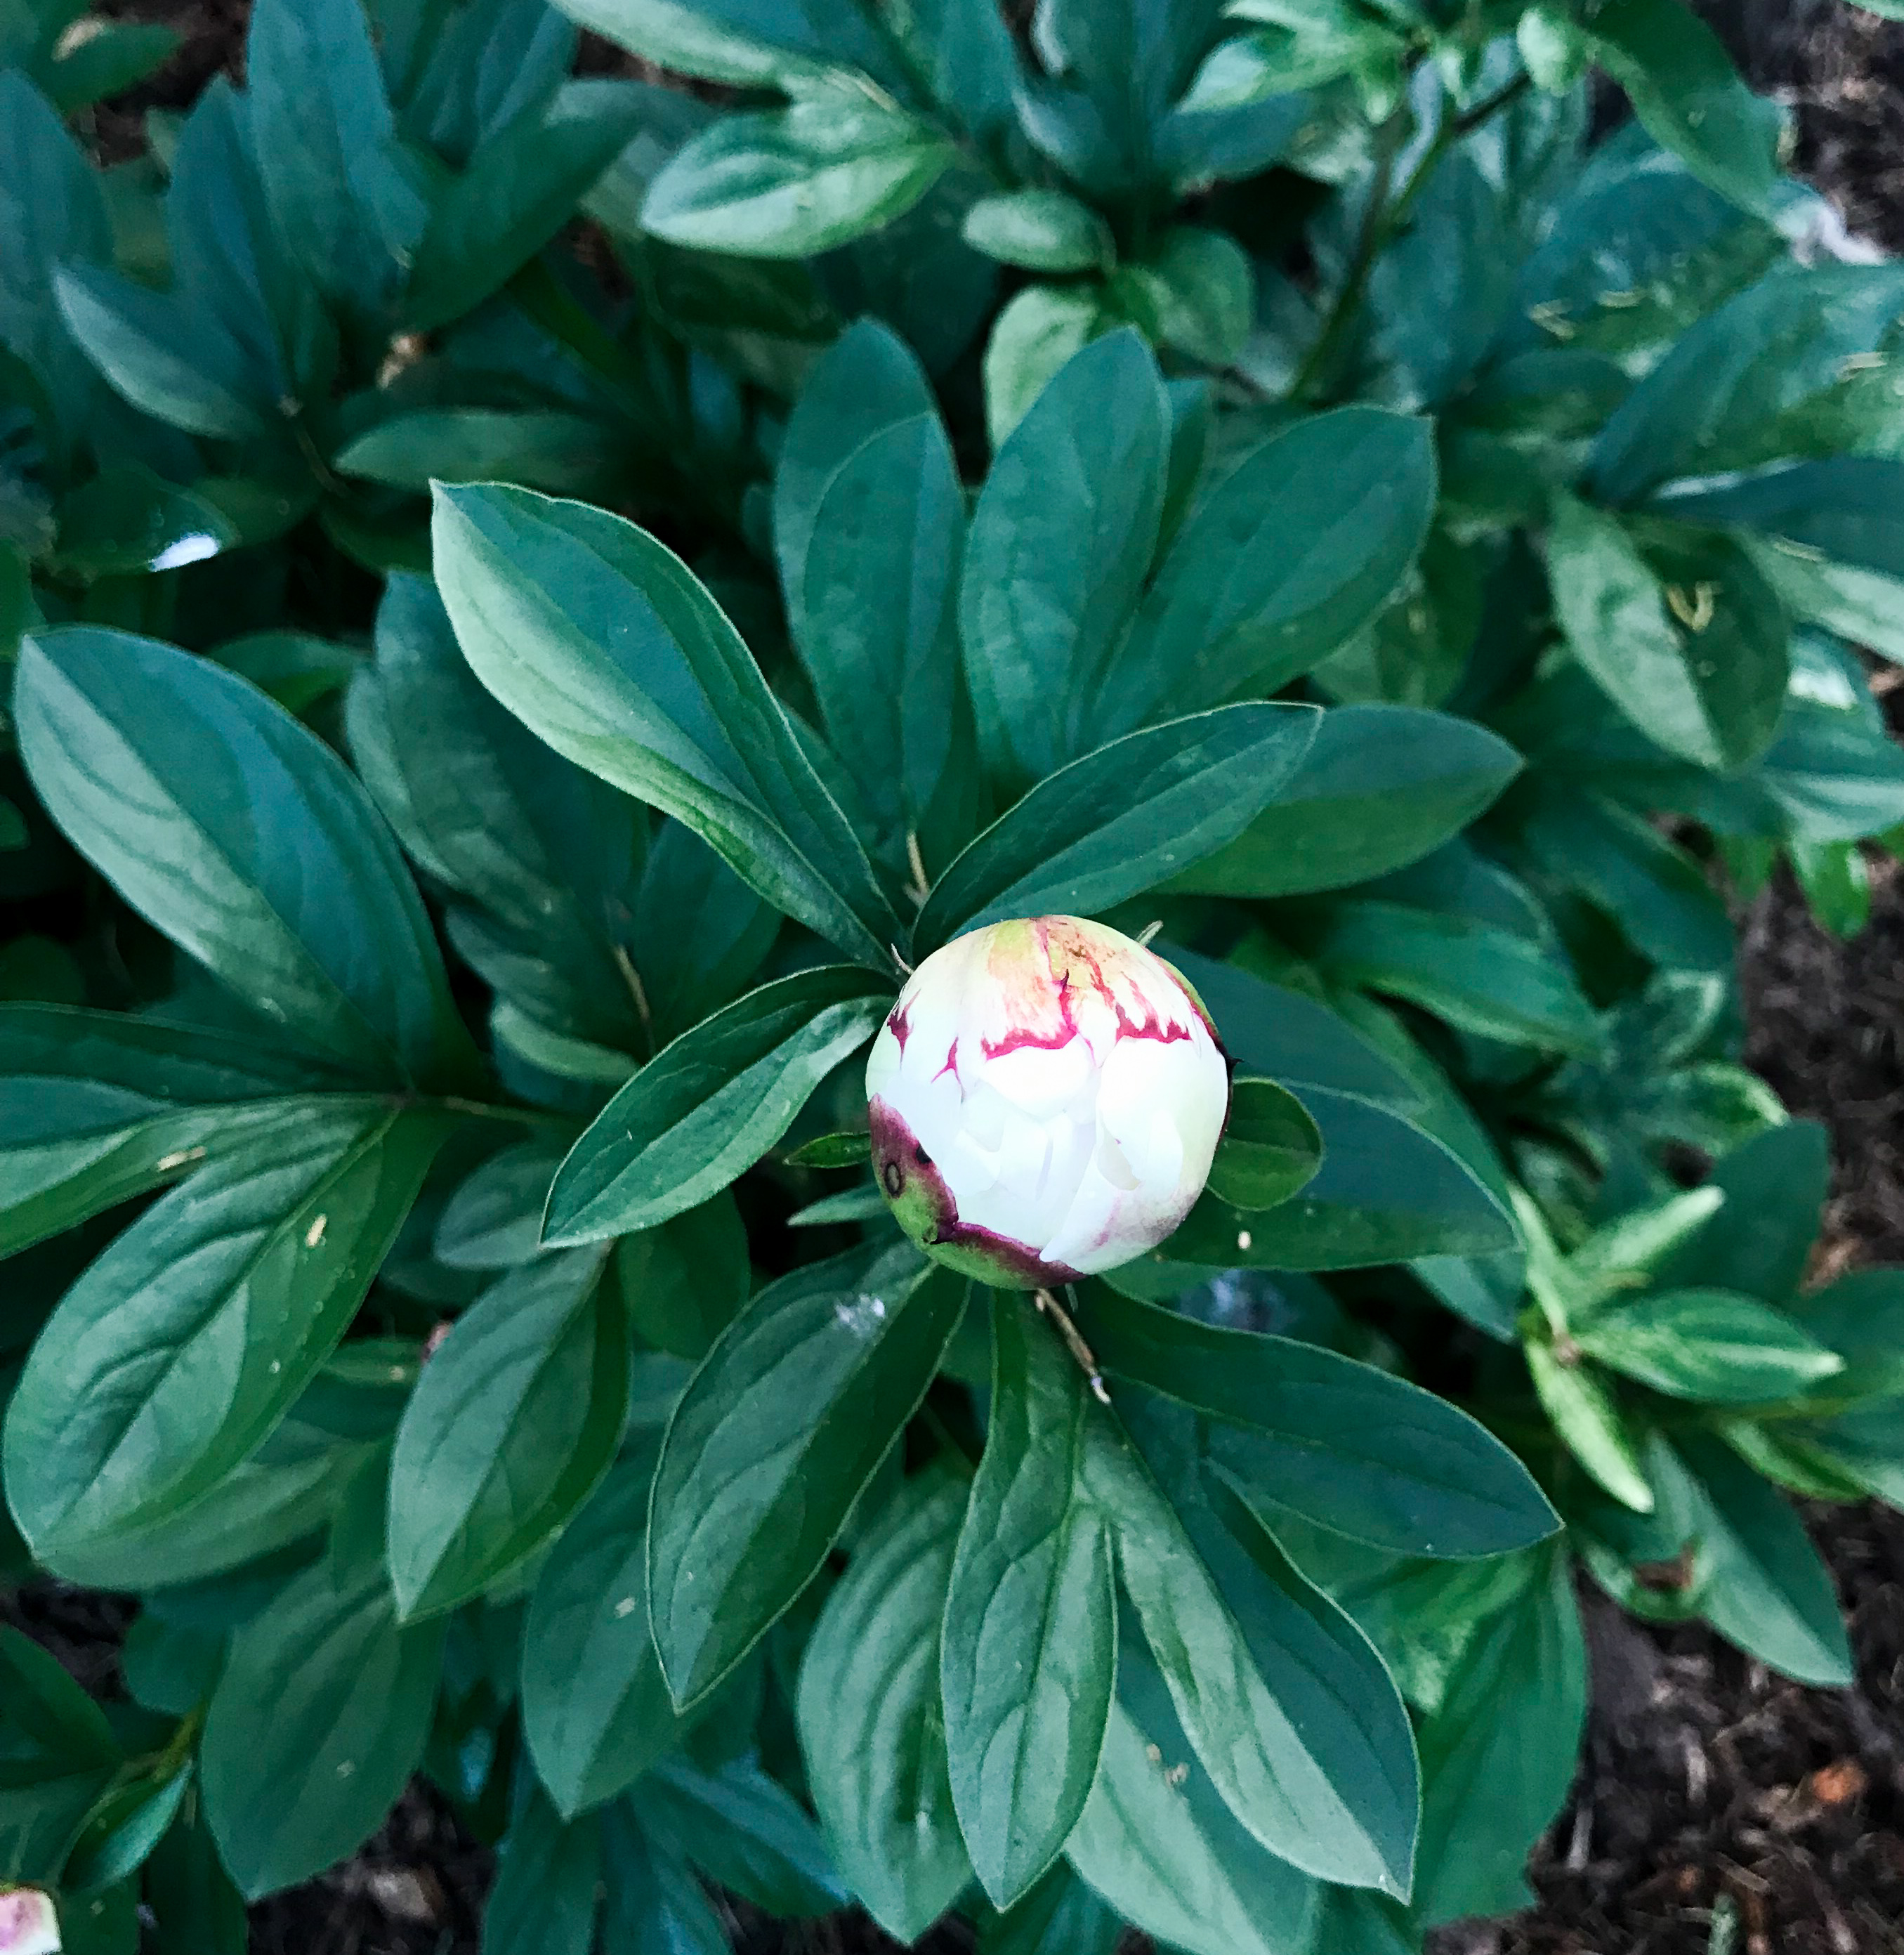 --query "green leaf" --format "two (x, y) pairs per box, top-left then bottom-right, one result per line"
(1544, 496), (1787, 771)
(246, 0), (428, 312)
(796, 1472), (975, 1941)
(978, 1864), (1122, 1955)
(981, 284), (1112, 449)
(434, 1139), (567, 1271)
(348, 573), (645, 1050)
(199, 1529), (447, 1897)
(784, 1130), (872, 1170)
(1411, 1544), (1585, 1926)
(1311, 901), (1601, 1057)
(960, 328), (1168, 784)
(1083, 1286), (1557, 1558)
(1204, 1078), (1323, 1211)
(53, 266), (273, 440)
(1125, 227), (1254, 367)
(335, 408), (622, 495)
(1587, 0), (1785, 217)
(630, 818), (780, 1047)
(784, 403), (965, 867)
(522, 1446), (684, 1819)
(648, 1244), (962, 1707)
(483, 1791), (600, 1955)
(1167, 705), (1523, 898)
(598, 1802), (729, 1952)
(387, 1246), (626, 1619)
(545, 967), (891, 1243)
(0, 1005), (327, 1258)
(1575, 1289), (1842, 1404)
(405, 79), (645, 329)
(1064, 1671), (1319, 1955)
(914, 704), (1320, 948)
(0, 1627), (122, 1885)
(1094, 407), (1436, 737)
(146, 1786), (249, 1955)
(1590, 263), (1904, 505)
(638, 1754), (846, 1916)
(211, 632), (362, 714)
(1524, 1336), (1655, 1512)
(962, 190), (1112, 273)
(614, 1191), (751, 1359)
(15, 627), (475, 1091)
(44, 22), (181, 113)
(4, 1102), (448, 1567)
(942, 1295), (1117, 1908)
(431, 482), (900, 966)
(63, 1764), (190, 1895)
(1672, 1434), (1854, 1685)
(642, 93), (954, 257)
(1658, 1121), (1828, 1300)
(1161, 1087), (1515, 1270)
(1087, 1394), (1419, 1899)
